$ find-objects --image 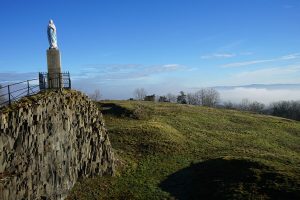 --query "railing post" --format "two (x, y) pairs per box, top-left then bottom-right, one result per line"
(47, 73), (50, 89)
(59, 73), (62, 88)
(39, 72), (43, 90)
(27, 80), (30, 96)
(8, 85), (11, 105)
(69, 76), (71, 89)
